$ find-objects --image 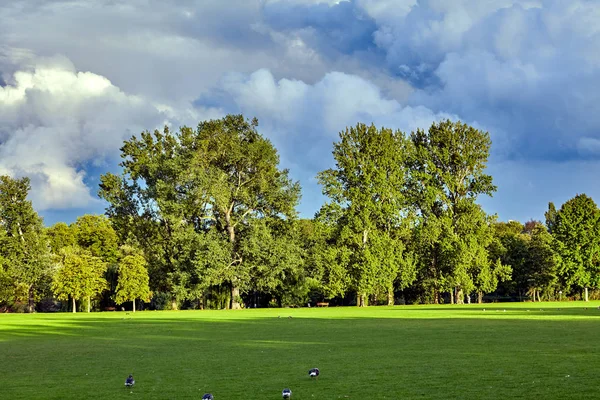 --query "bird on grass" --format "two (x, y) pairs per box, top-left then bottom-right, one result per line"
(202, 394), (214, 400)
(124, 374), (135, 388)
(282, 388), (292, 398)
(309, 368), (320, 380)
